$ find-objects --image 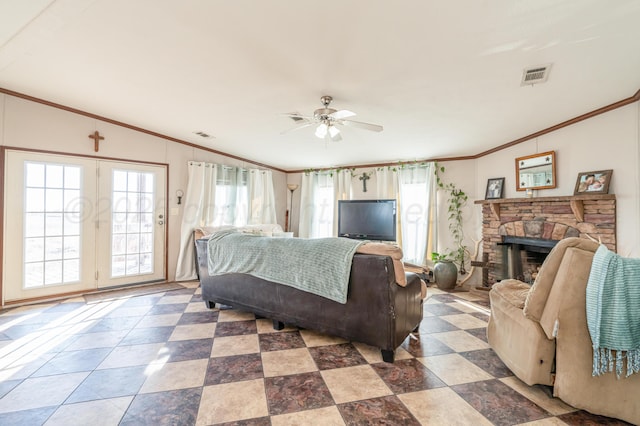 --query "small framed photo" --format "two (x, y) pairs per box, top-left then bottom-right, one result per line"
(485, 177), (505, 200)
(573, 170), (612, 195)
